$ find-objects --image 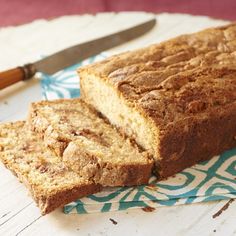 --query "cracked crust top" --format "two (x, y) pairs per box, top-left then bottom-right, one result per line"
(80, 23), (236, 129)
